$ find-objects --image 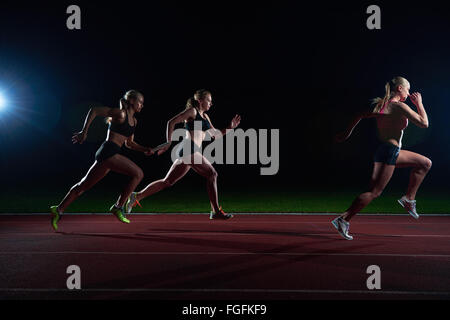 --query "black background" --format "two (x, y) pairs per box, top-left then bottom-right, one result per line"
(1, 1), (449, 194)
